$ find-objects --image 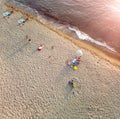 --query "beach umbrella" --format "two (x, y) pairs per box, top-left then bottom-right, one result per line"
(76, 50), (83, 56)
